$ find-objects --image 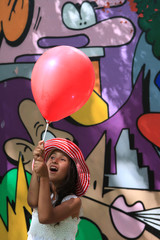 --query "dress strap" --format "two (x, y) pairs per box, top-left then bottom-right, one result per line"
(61, 194), (77, 203)
(50, 193), (58, 206)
